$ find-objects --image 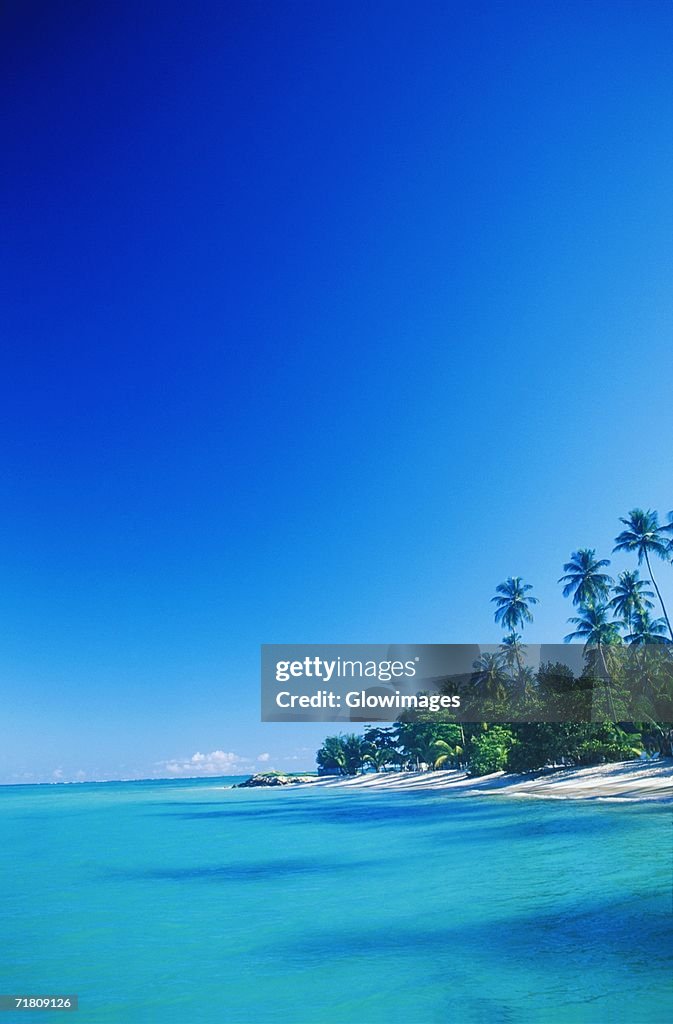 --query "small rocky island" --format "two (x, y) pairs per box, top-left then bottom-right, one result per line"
(234, 771), (316, 788)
